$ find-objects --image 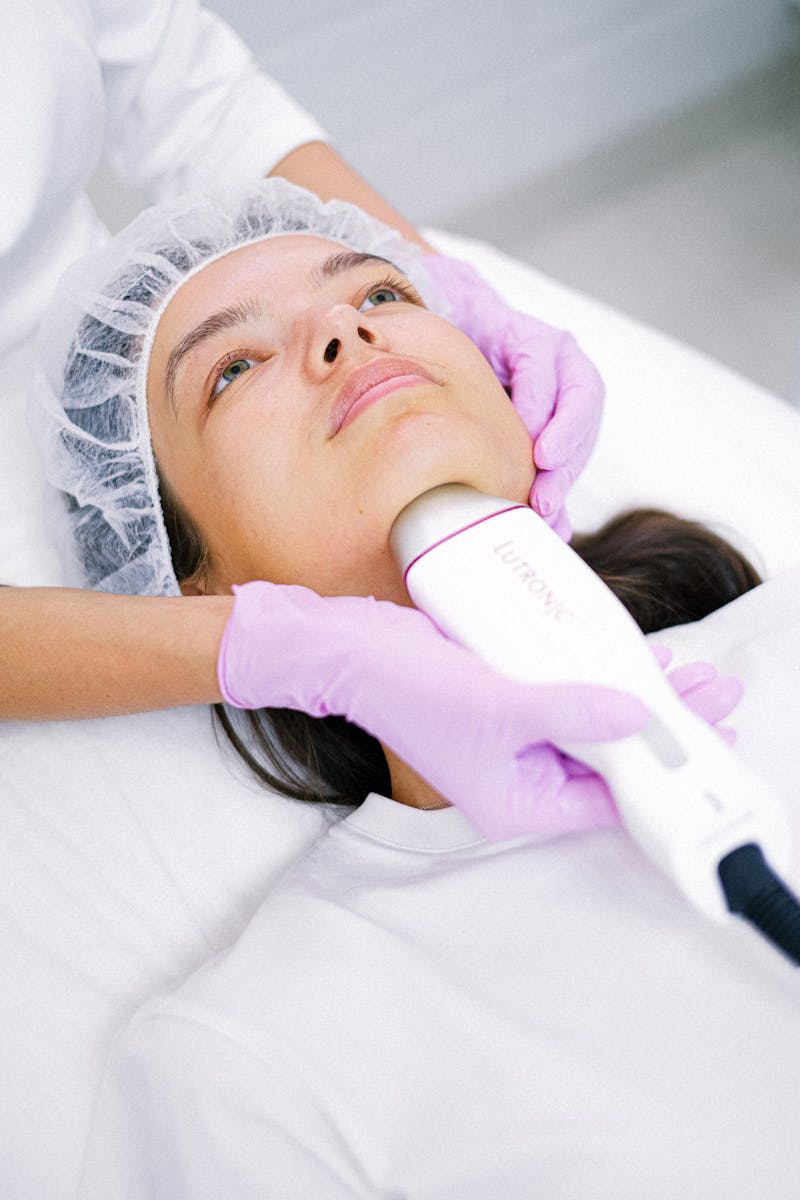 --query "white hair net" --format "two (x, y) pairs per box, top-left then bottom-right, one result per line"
(35, 177), (442, 597)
